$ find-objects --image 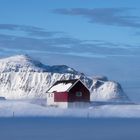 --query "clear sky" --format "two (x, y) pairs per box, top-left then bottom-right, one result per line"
(0, 0), (140, 101)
